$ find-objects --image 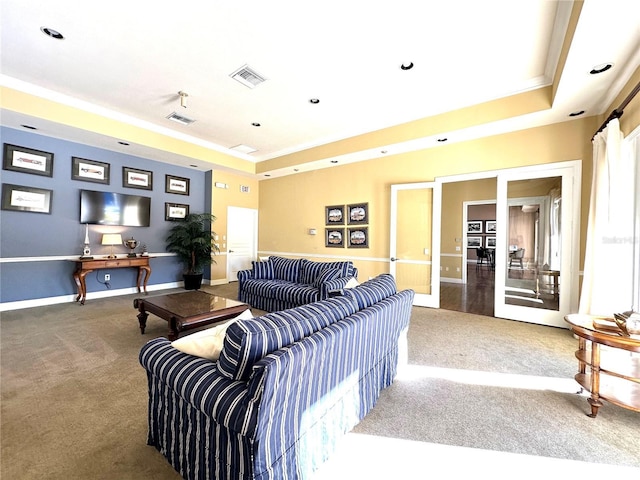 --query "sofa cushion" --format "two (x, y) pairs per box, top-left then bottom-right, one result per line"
(295, 295), (358, 327)
(252, 260), (274, 280)
(314, 268), (343, 287)
(242, 278), (282, 297)
(270, 282), (321, 305)
(217, 308), (320, 381)
(344, 273), (397, 309)
(270, 256), (307, 282)
(170, 309), (254, 360)
(300, 261), (353, 285)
